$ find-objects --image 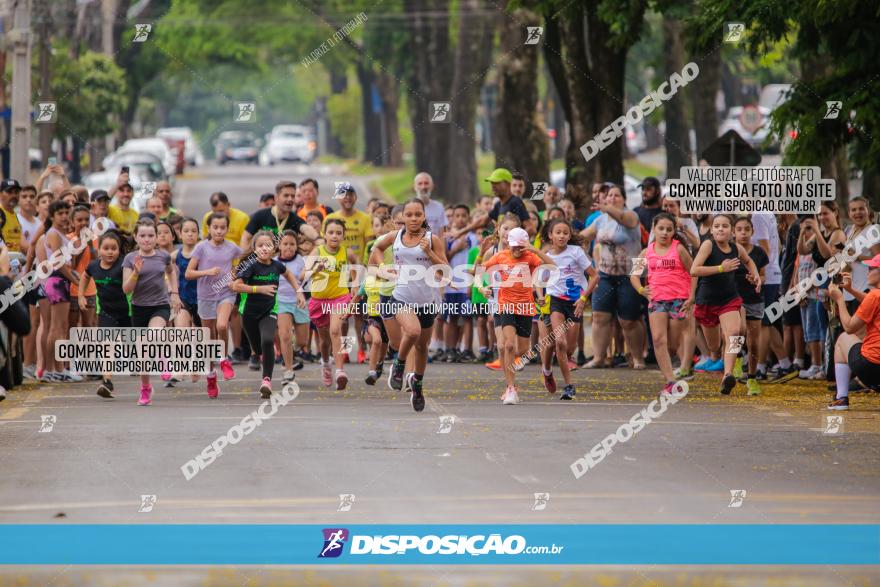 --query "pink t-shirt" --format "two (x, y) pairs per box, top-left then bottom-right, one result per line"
(645, 239), (691, 301)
